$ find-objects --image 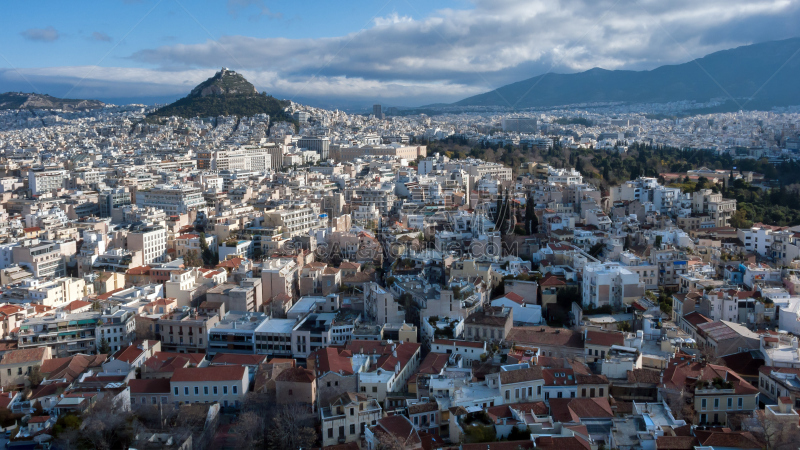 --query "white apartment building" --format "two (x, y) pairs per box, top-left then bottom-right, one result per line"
(127, 225), (167, 265)
(264, 208), (321, 237)
(582, 263), (644, 309)
(135, 185), (205, 214)
(28, 169), (67, 195)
